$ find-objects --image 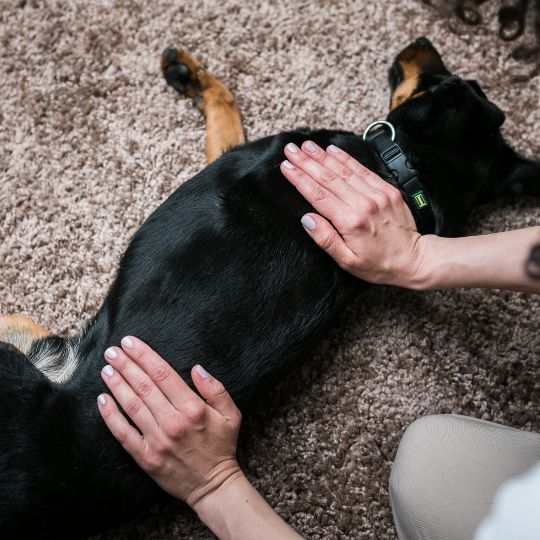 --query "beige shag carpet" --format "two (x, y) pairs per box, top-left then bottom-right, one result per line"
(1, 1), (539, 538)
